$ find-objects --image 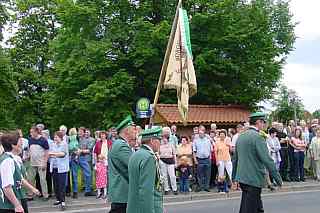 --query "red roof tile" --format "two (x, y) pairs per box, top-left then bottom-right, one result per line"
(155, 104), (250, 125)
